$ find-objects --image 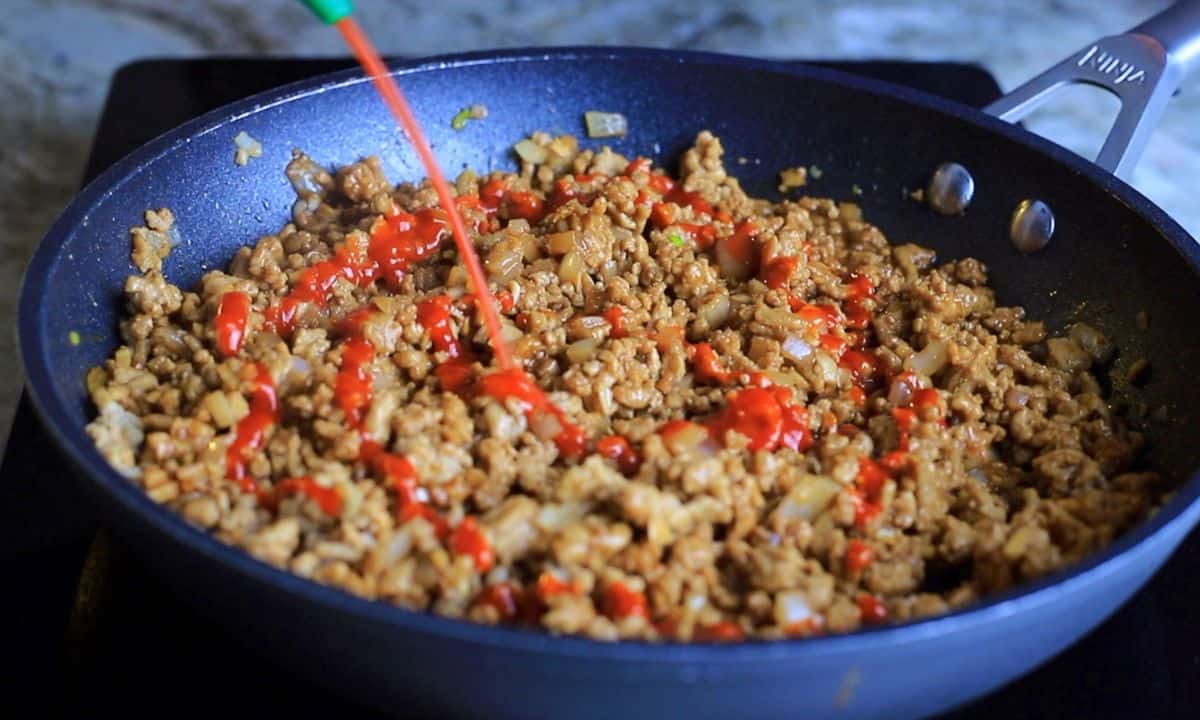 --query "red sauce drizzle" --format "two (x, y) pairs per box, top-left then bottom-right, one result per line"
(840, 349), (883, 392)
(548, 175), (599, 212)
(596, 435), (642, 476)
(476, 583), (521, 621)
(706, 386), (812, 452)
(478, 178), (546, 223)
(263, 211), (447, 336)
(719, 220), (761, 272)
(784, 617), (824, 637)
(415, 294), (481, 395)
(843, 272), (875, 330)
(495, 290), (515, 314)
(850, 457), (893, 528)
(913, 388), (946, 423)
(694, 620), (744, 642)
(647, 174), (674, 196)
(819, 334), (848, 356)
(450, 516), (495, 572)
(892, 407), (917, 450)
(435, 360), (476, 396)
(857, 593), (889, 624)
(663, 186), (715, 217)
(689, 342), (734, 384)
(477, 368), (588, 458)
(327, 310), (457, 539)
(678, 222), (718, 250)
(536, 572), (580, 599)
(337, 306), (375, 336)
(601, 581), (649, 620)
(845, 539), (874, 574)
(646, 174), (718, 230)
(361, 440), (420, 503)
(214, 291), (251, 357)
(401, 502), (450, 539)
(225, 363), (278, 495)
(604, 306), (629, 339)
(890, 378), (947, 450)
(880, 450), (909, 475)
(761, 256), (801, 290)
(417, 295), (467, 358)
(335, 335), (375, 427)
(790, 300), (843, 336)
(273, 476), (343, 516)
